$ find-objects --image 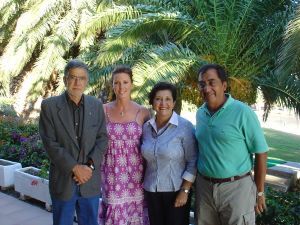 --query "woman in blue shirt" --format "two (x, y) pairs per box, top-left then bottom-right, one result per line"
(141, 82), (198, 225)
